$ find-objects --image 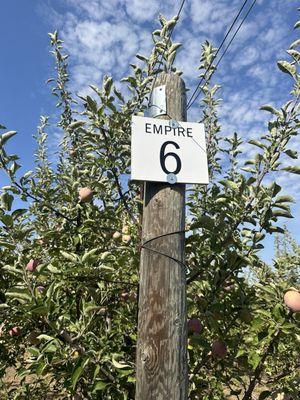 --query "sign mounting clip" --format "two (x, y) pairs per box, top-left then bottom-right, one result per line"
(148, 85), (167, 117)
